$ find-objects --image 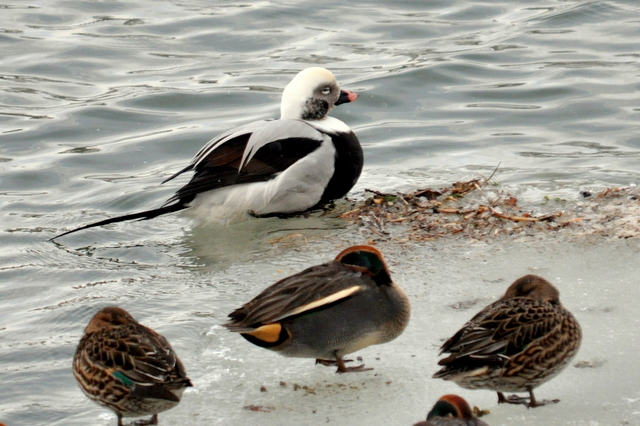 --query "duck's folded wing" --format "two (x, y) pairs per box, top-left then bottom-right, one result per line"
(438, 300), (560, 366)
(93, 327), (187, 388)
(162, 119), (325, 206)
(225, 262), (370, 329)
(162, 121), (269, 184)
